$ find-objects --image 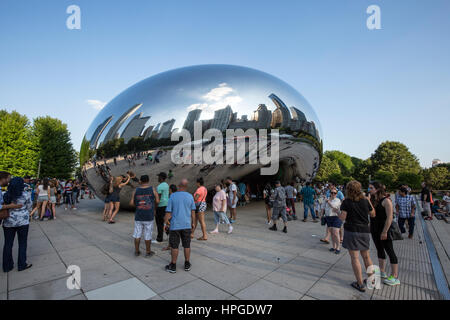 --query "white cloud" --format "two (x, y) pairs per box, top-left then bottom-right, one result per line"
(186, 83), (243, 119)
(203, 83), (233, 102)
(86, 99), (107, 110)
